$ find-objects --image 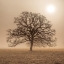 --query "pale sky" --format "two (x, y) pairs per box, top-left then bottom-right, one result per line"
(0, 0), (64, 49)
